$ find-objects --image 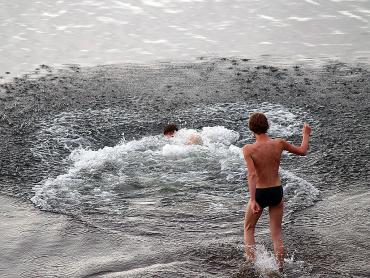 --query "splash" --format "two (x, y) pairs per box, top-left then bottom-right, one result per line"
(30, 126), (241, 213)
(30, 102), (317, 218)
